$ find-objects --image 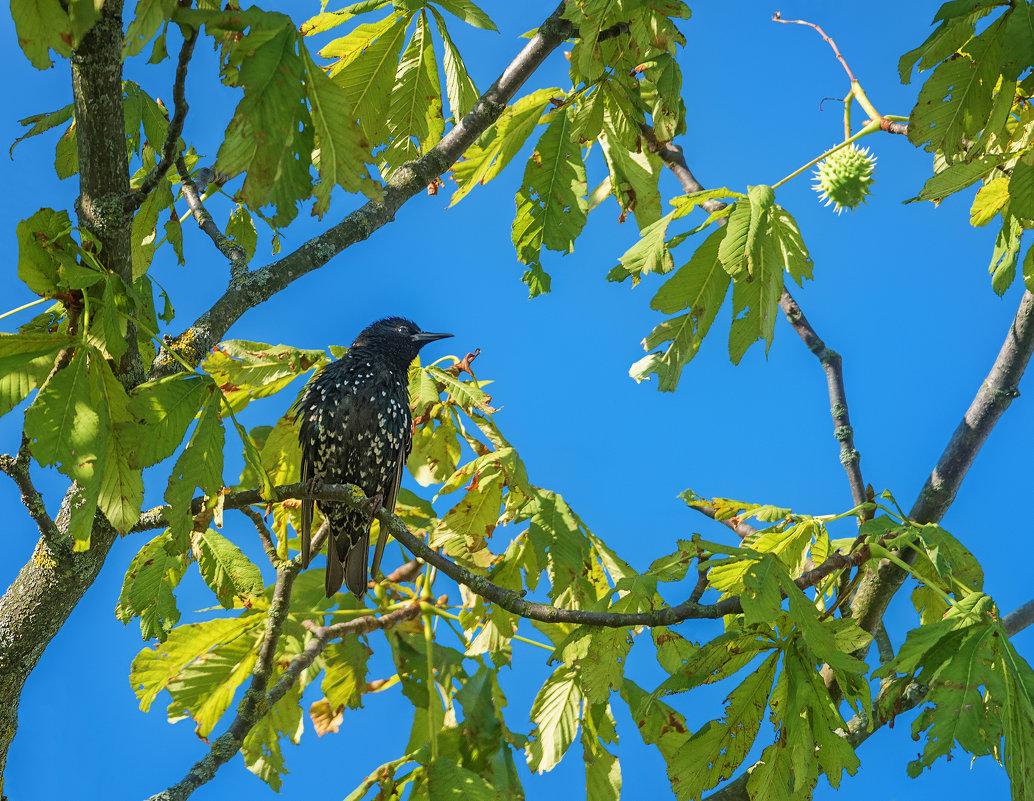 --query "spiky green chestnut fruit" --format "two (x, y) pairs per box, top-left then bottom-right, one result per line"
(813, 144), (876, 214)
